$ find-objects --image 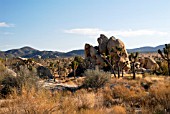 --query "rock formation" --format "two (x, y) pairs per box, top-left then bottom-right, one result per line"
(107, 36), (129, 63)
(84, 34), (130, 72)
(97, 34), (109, 54)
(138, 57), (159, 71)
